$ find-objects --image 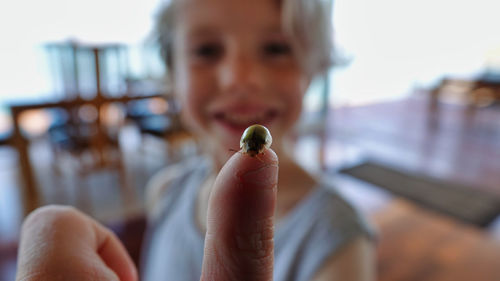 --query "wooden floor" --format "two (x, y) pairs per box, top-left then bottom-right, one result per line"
(1, 94), (500, 280)
(322, 95), (500, 281)
(373, 200), (500, 281)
